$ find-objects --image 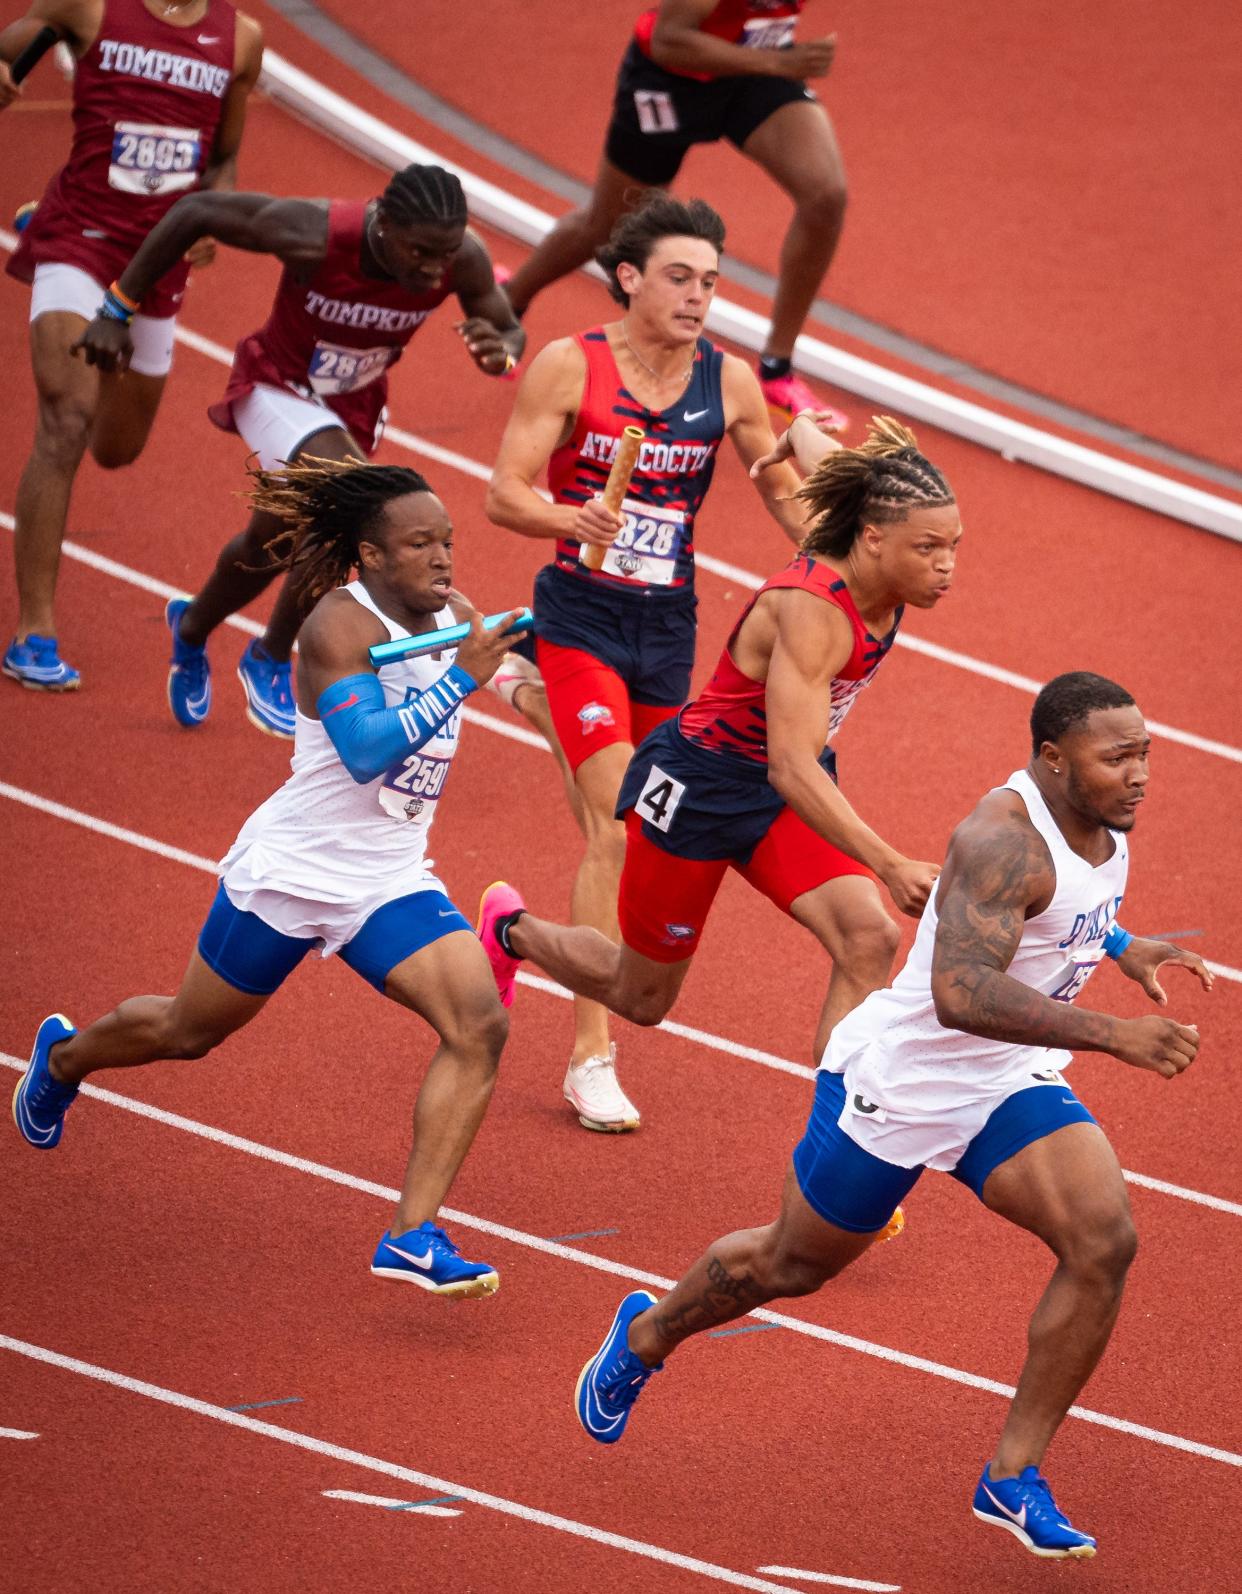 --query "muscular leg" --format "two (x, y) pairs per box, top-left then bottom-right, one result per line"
(630, 1164), (878, 1365)
(511, 678), (586, 834)
(789, 875), (900, 1065)
(90, 366), (167, 469)
(177, 425), (361, 654)
(379, 930), (509, 1234)
(741, 99), (848, 363)
(14, 314), (98, 640)
(980, 1123), (1138, 1476)
(503, 156), (644, 318)
(48, 950), (270, 1086)
(509, 908), (690, 1028)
